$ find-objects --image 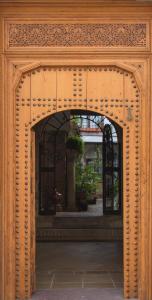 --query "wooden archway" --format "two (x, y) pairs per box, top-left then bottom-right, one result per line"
(10, 63), (142, 299)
